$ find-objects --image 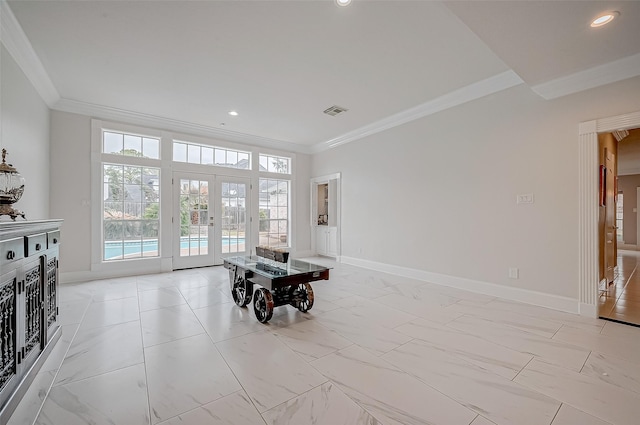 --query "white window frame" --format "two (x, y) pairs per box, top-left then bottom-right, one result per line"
(259, 153), (291, 174)
(90, 119), (298, 276)
(173, 140), (251, 170)
(91, 120), (173, 274)
(258, 177), (291, 248)
(101, 162), (161, 262)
